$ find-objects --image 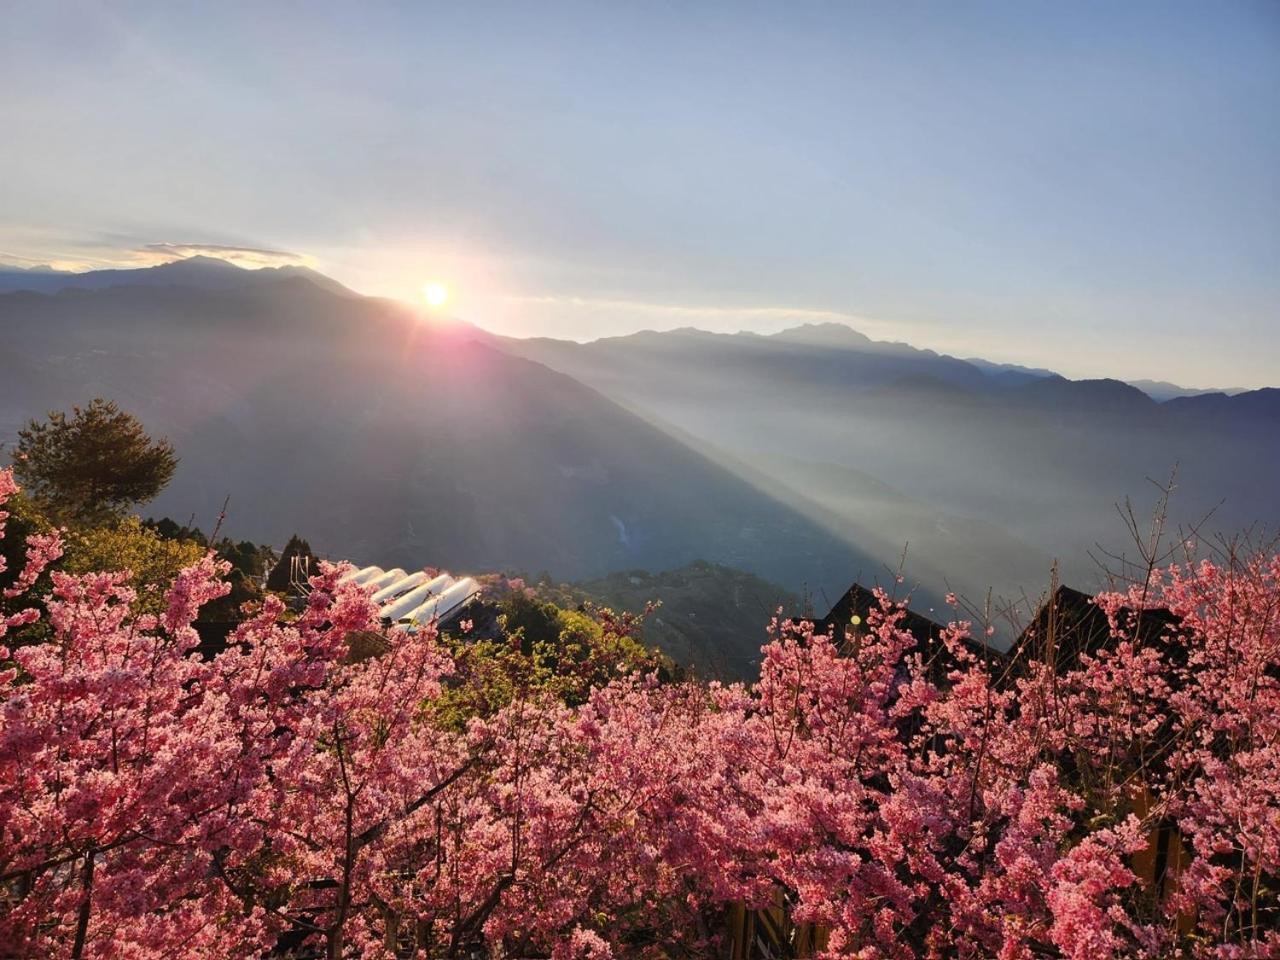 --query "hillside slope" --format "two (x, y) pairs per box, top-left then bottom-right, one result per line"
(0, 264), (880, 598)
(490, 325), (1280, 593)
(564, 560), (803, 679)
